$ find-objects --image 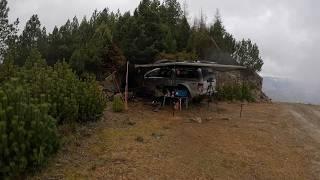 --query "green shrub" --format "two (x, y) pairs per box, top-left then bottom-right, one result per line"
(241, 83), (255, 102)
(112, 95), (124, 112)
(0, 60), (106, 178)
(15, 62), (106, 123)
(46, 62), (80, 123)
(77, 75), (106, 122)
(216, 83), (254, 102)
(0, 79), (59, 178)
